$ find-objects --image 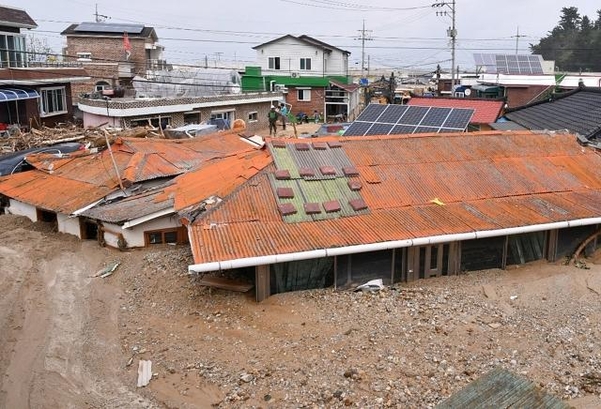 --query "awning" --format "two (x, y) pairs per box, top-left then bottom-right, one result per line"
(0, 88), (40, 102)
